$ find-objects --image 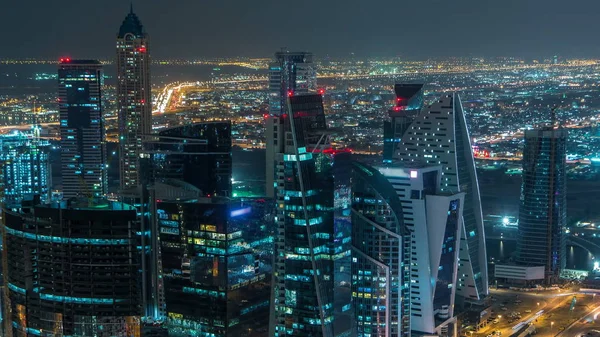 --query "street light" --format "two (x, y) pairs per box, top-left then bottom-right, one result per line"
(551, 321), (555, 330)
(537, 302), (540, 306)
